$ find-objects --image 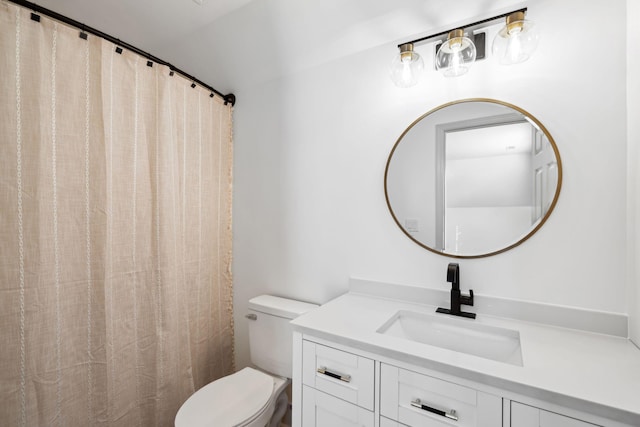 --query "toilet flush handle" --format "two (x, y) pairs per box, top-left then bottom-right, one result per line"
(245, 313), (257, 320)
